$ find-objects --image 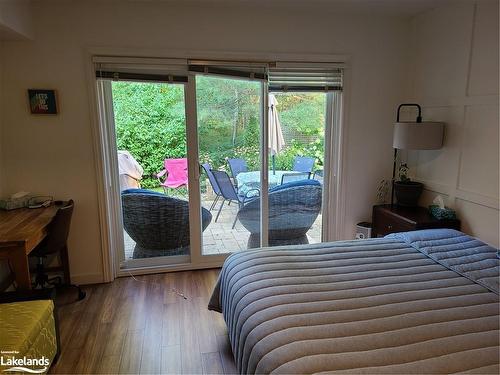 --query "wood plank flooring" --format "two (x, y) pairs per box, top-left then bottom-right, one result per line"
(50, 269), (237, 374)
